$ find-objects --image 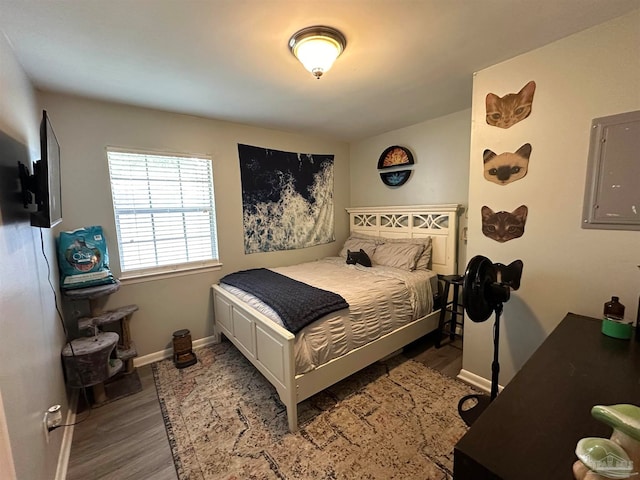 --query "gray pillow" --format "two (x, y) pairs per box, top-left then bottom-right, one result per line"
(339, 236), (377, 258)
(371, 242), (425, 271)
(381, 236), (432, 270)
